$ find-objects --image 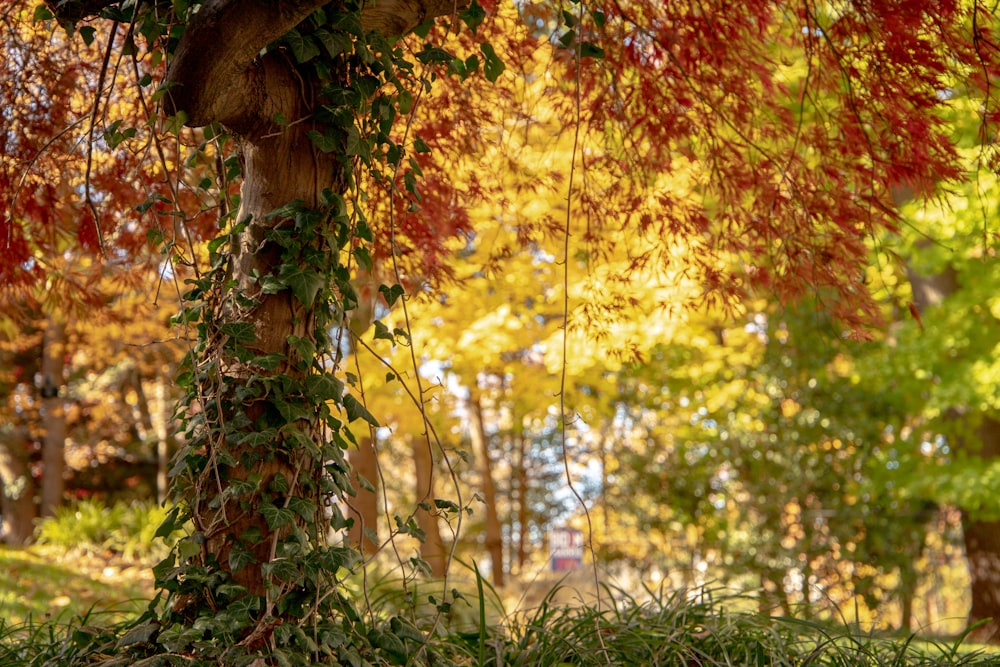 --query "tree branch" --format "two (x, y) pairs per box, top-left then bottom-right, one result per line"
(360, 0), (467, 37)
(166, 0), (468, 128)
(164, 0), (328, 127)
(50, 0), (470, 129)
(45, 0), (116, 22)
